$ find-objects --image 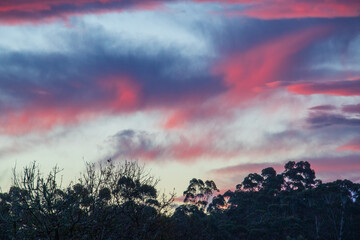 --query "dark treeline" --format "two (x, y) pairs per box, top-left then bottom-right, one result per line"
(0, 160), (359, 240)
